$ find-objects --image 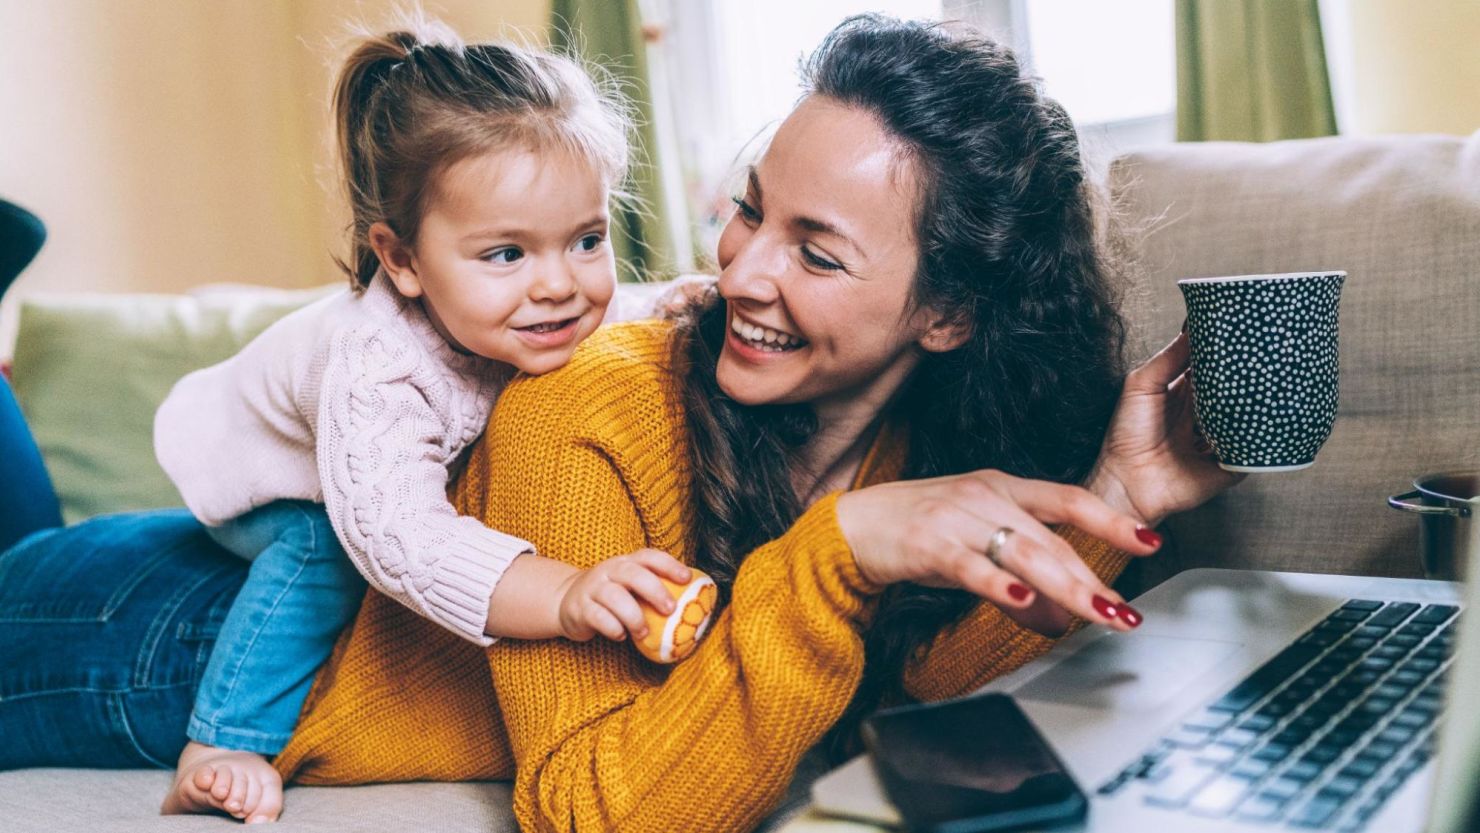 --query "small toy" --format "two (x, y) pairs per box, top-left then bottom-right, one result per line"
(635, 569), (718, 664)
